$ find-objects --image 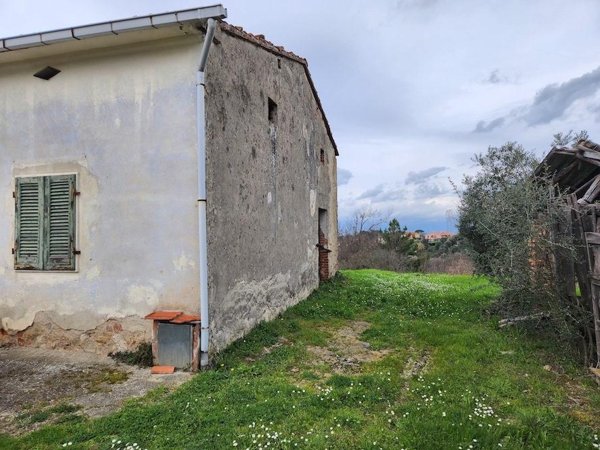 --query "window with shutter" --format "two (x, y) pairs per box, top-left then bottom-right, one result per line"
(15, 177), (44, 270)
(45, 175), (76, 270)
(14, 174), (76, 271)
